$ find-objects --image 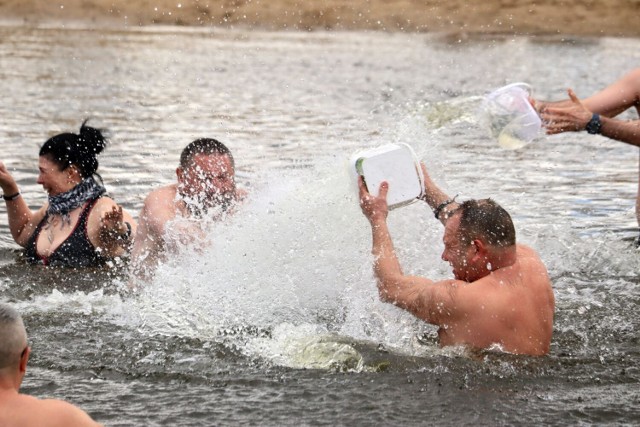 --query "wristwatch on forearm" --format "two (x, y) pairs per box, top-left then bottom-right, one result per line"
(586, 113), (602, 134)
